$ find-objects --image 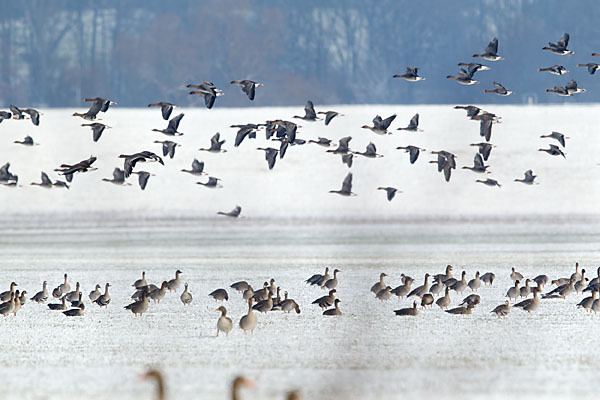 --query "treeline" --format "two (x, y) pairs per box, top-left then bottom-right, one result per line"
(1, 0), (600, 107)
